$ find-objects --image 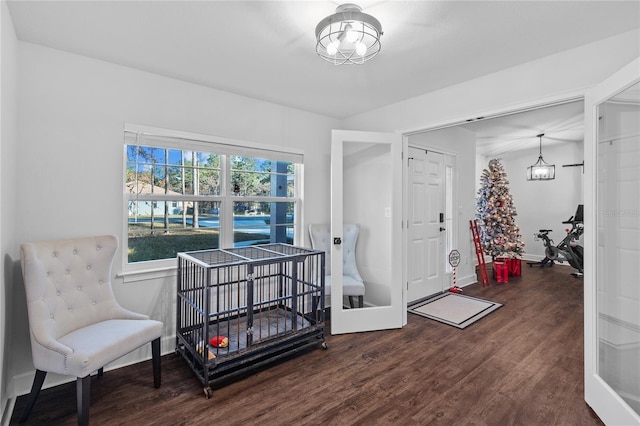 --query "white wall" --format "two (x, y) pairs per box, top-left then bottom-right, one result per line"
(8, 41), (339, 396)
(342, 29), (639, 134)
(407, 126), (478, 287)
(496, 141), (584, 261)
(0, 0), (19, 421)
